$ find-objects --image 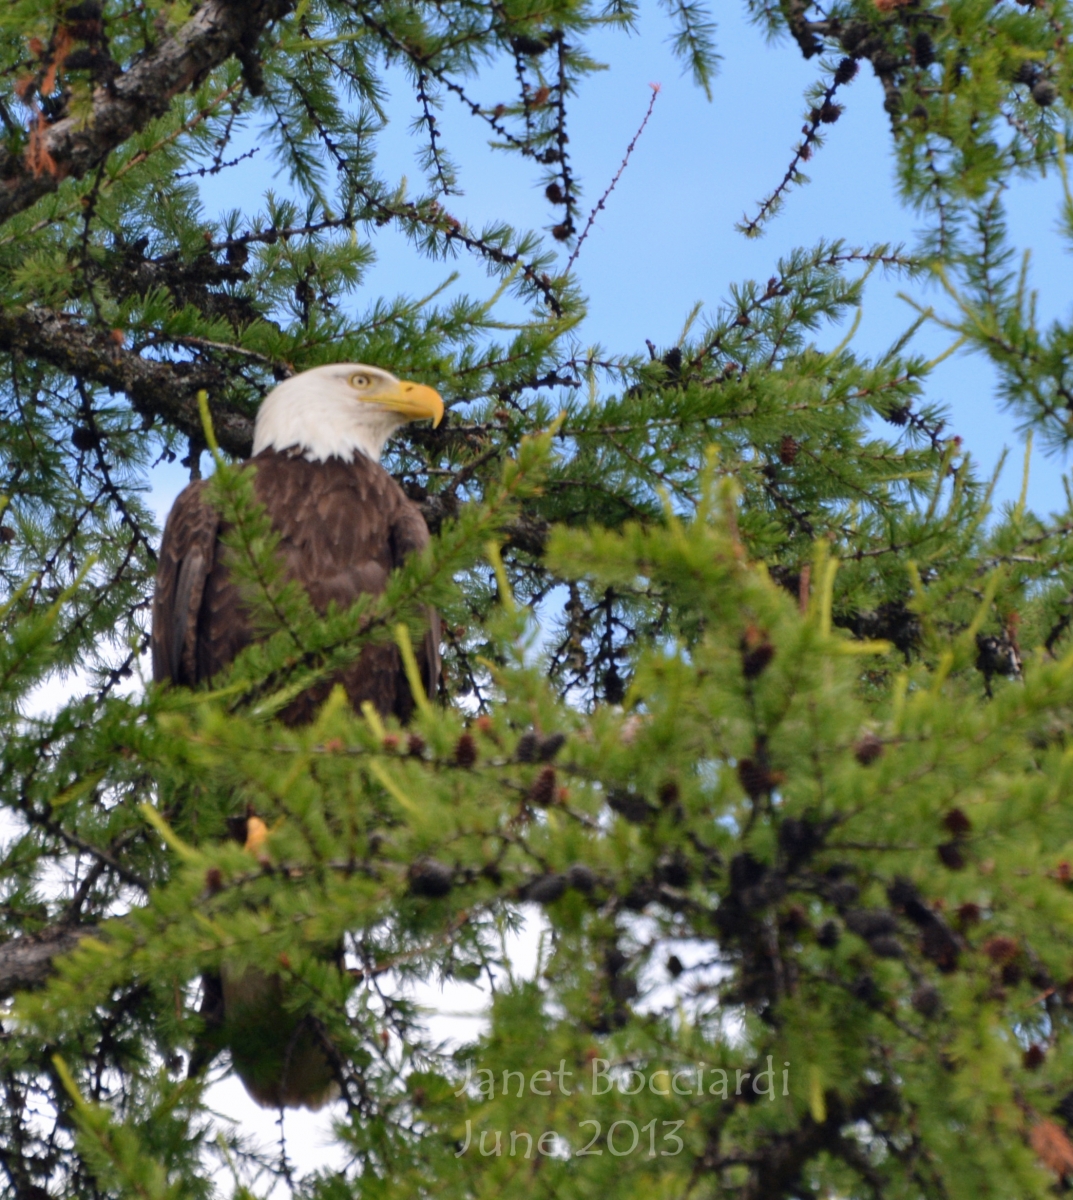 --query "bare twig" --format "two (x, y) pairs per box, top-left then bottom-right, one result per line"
(564, 84), (660, 275)
(739, 72), (848, 237)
